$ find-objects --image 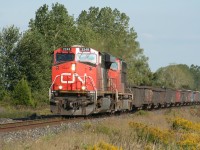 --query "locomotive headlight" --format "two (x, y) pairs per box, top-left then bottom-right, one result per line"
(58, 85), (63, 90)
(81, 86), (86, 91)
(71, 64), (76, 71)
